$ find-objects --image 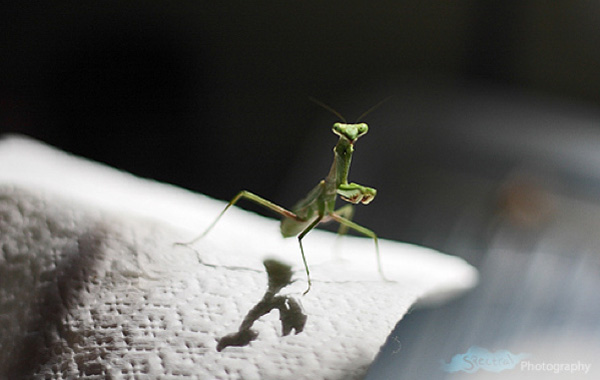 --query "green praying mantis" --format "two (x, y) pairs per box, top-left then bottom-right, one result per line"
(179, 98), (388, 294)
